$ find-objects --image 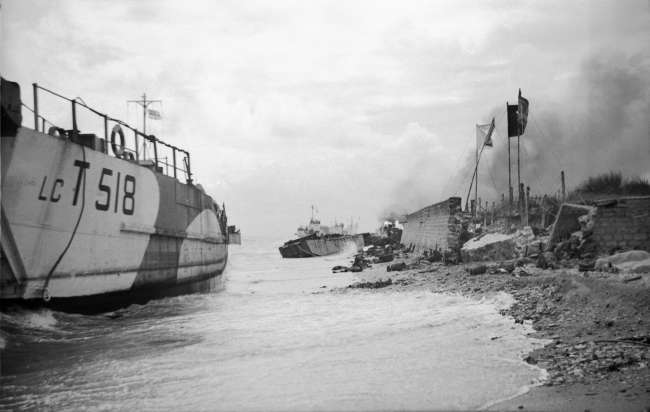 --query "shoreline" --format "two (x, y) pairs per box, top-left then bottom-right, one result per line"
(337, 257), (650, 411)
